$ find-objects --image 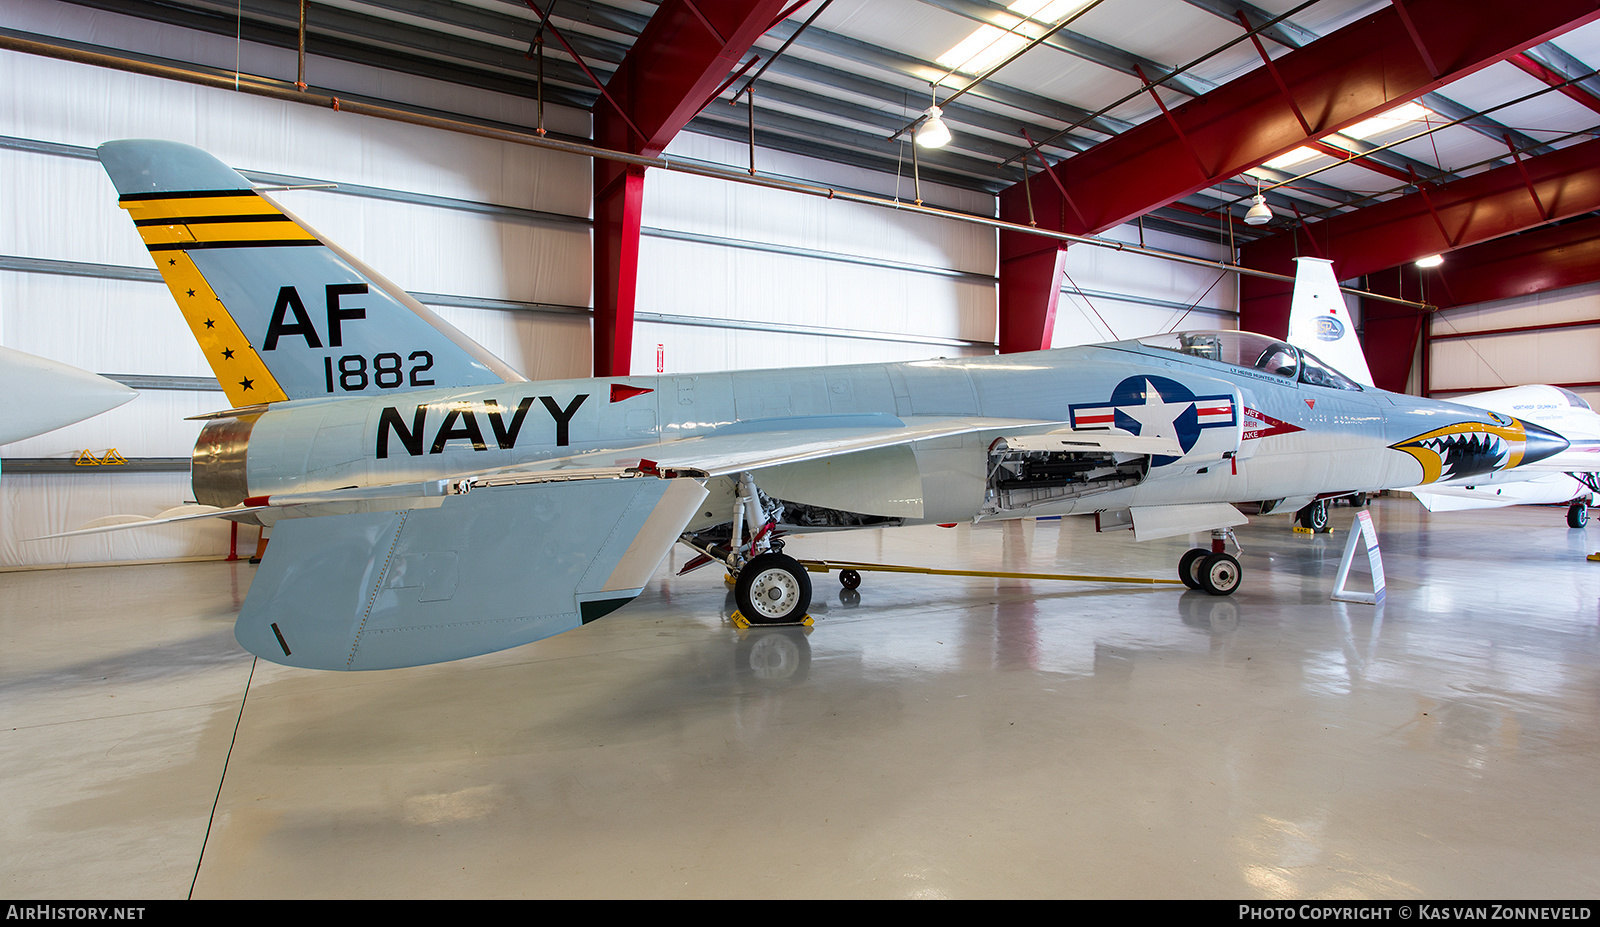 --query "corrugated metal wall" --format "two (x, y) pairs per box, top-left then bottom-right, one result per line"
(1427, 282), (1600, 408)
